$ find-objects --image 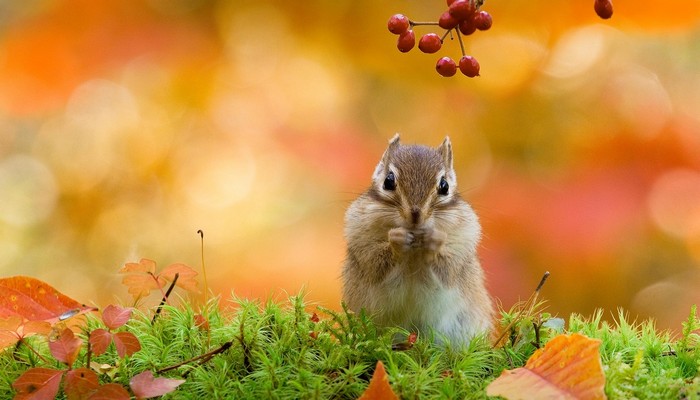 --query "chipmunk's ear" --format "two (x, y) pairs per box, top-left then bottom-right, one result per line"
(372, 134), (401, 180)
(438, 136), (453, 171)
